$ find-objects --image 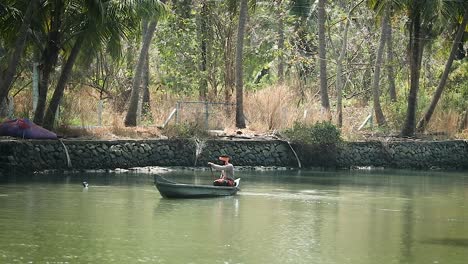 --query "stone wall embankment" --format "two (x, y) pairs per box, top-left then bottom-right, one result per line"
(0, 139), (196, 172)
(0, 139), (467, 173)
(336, 140), (468, 169)
(0, 139), (297, 173)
